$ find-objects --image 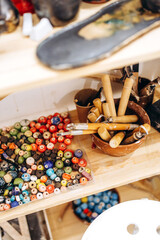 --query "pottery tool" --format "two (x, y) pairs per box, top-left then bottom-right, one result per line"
(101, 75), (116, 117)
(118, 75), (135, 116)
(123, 131), (144, 145)
(66, 123), (139, 131)
(90, 107), (100, 118)
(56, 130), (97, 136)
(87, 112), (98, 123)
(109, 131), (126, 148)
(132, 123), (151, 134)
(93, 98), (102, 114)
(106, 115), (138, 123)
(102, 103), (111, 118)
(98, 127), (111, 141)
